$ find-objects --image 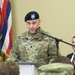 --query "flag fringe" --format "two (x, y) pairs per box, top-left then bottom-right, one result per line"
(0, 56), (2, 61)
(2, 51), (10, 57)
